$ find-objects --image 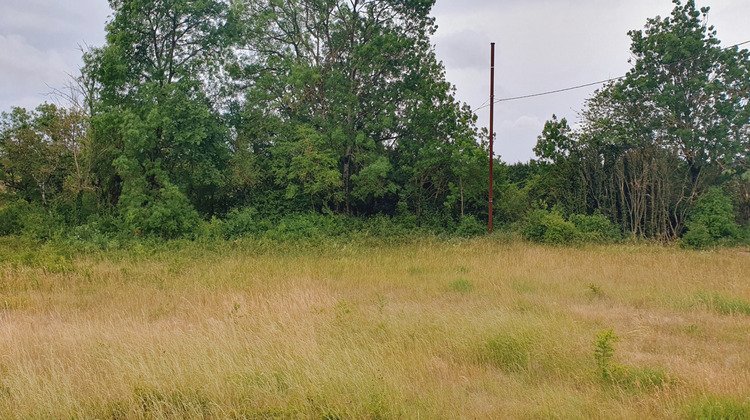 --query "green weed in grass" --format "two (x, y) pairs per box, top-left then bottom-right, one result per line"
(334, 299), (352, 321)
(594, 328), (620, 381)
(687, 396), (750, 419)
(696, 292), (750, 316)
(586, 283), (605, 298)
(375, 294), (387, 314)
(449, 278), (473, 293)
(594, 328), (671, 391)
(480, 333), (531, 373)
